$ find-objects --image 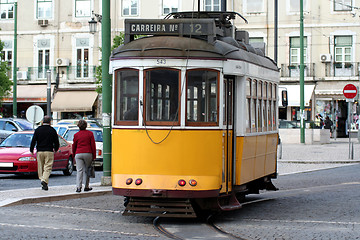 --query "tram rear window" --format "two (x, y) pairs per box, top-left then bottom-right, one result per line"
(114, 69), (139, 124)
(144, 69), (180, 124)
(186, 70), (218, 125)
